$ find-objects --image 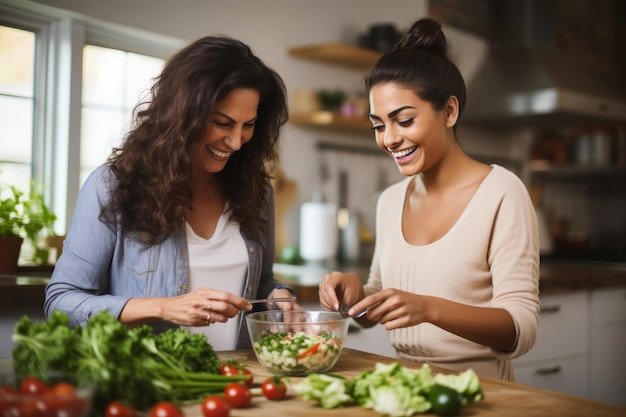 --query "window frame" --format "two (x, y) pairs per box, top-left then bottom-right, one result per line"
(0, 1), (182, 233)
